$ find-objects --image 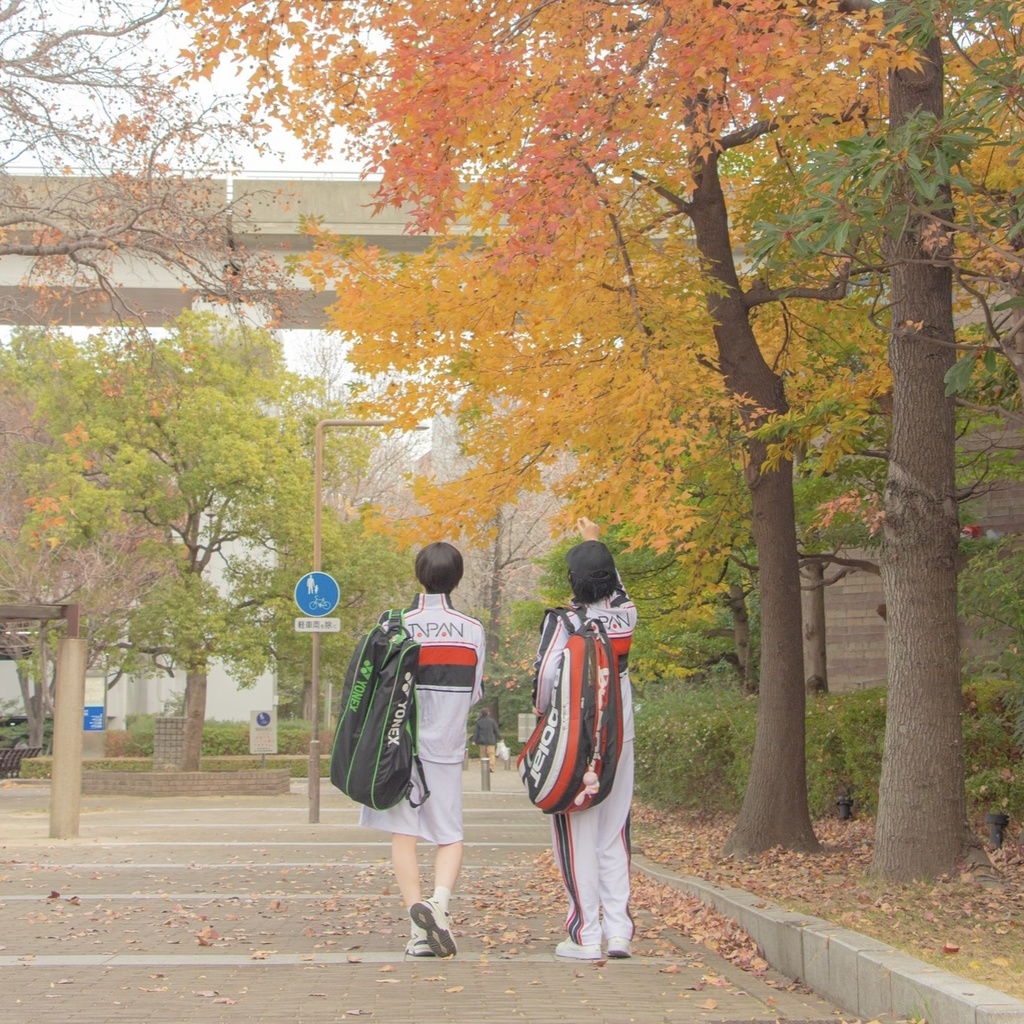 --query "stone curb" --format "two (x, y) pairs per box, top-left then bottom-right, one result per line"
(635, 854), (1024, 1024)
